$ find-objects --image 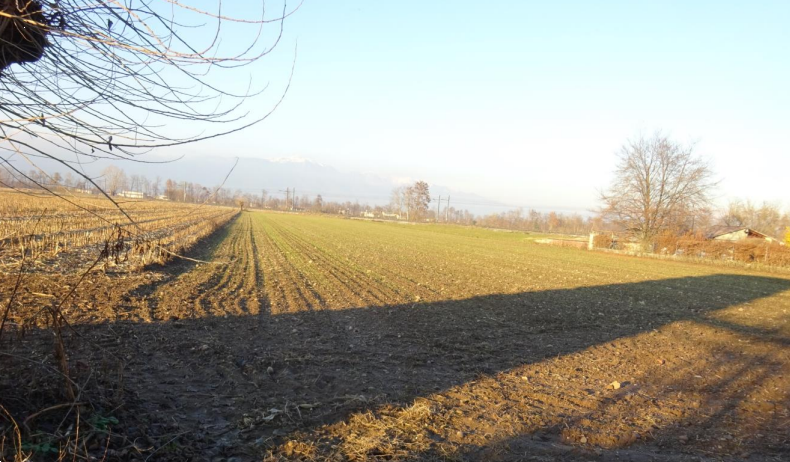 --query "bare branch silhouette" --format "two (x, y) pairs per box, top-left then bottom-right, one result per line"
(1, 0), (297, 182)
